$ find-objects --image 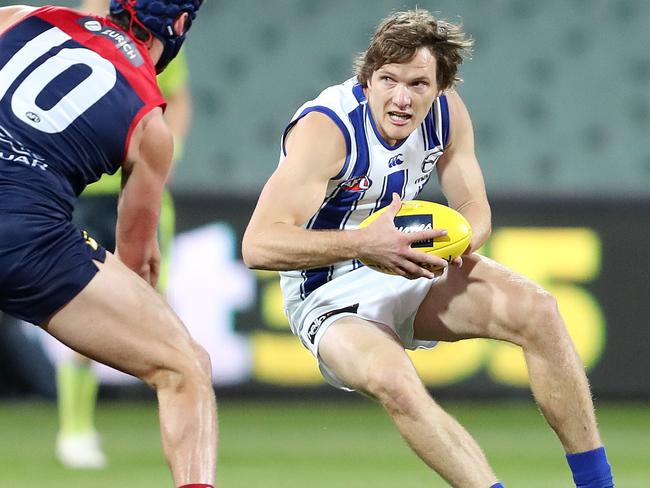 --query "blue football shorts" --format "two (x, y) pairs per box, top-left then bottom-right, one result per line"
(0, 211), (106, 325)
